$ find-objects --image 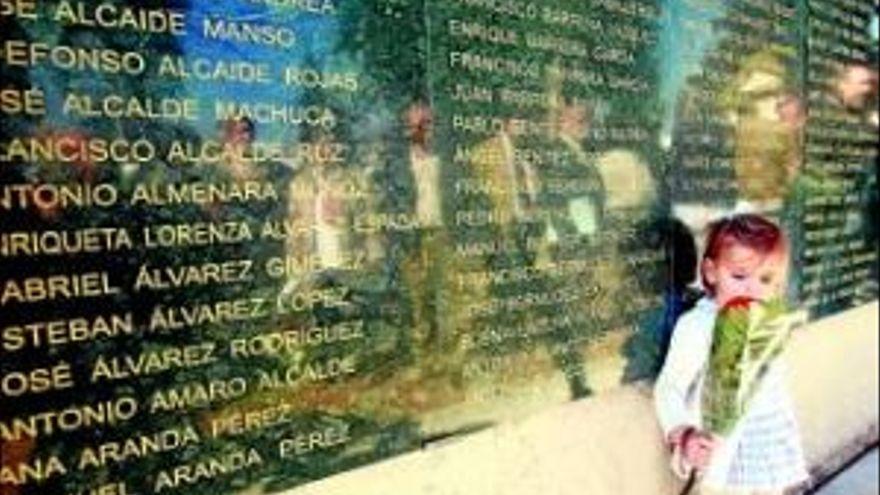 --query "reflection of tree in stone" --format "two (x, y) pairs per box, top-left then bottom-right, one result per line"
(419, 0), (668, 400)
(0, 3), (211, 494)
(668, 1), (804, 208)
(650, 1), (811, 382)
(799, 0), (879, 317)
(337, 0), (428, 103)
(192, 11), (427, 494)
(0, 3), (420, 495)
(336, 0), (478, 403)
